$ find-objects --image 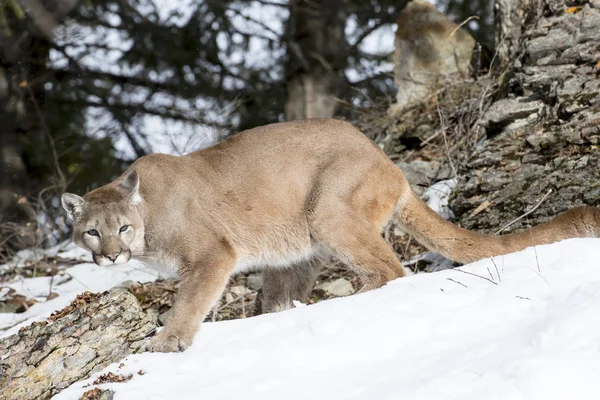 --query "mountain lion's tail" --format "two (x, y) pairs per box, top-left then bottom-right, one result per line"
(395, 191), (600, 264)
